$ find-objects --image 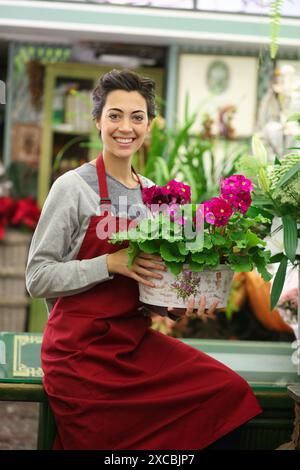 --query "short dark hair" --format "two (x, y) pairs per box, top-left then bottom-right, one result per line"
(92, 69), (156, 121)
